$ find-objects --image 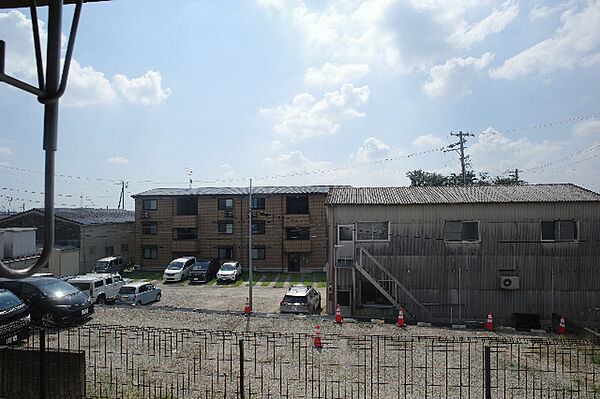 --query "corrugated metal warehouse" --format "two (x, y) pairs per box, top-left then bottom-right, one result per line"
(325, 184), (600, 328)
